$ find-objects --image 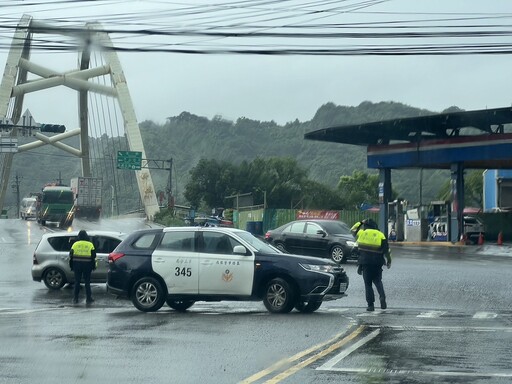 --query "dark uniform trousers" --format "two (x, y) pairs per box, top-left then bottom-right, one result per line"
(362, 264), (385, 305)
(73, 261), (93, 301)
